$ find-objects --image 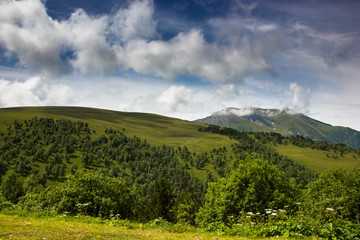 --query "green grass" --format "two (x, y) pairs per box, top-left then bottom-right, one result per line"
(275, 144), (360, 172)
(0, 213), (278, 240)
(0, 106), (235, 153)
